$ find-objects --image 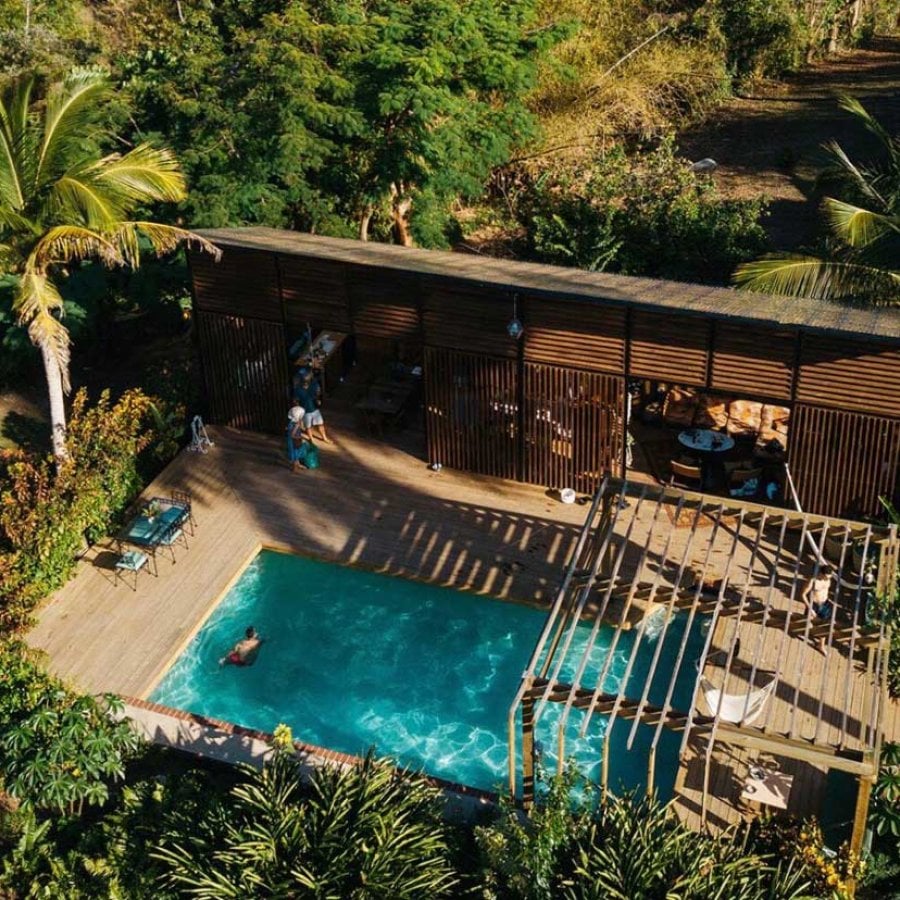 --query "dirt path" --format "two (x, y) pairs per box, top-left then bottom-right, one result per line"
(680, 36), (900, 250)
